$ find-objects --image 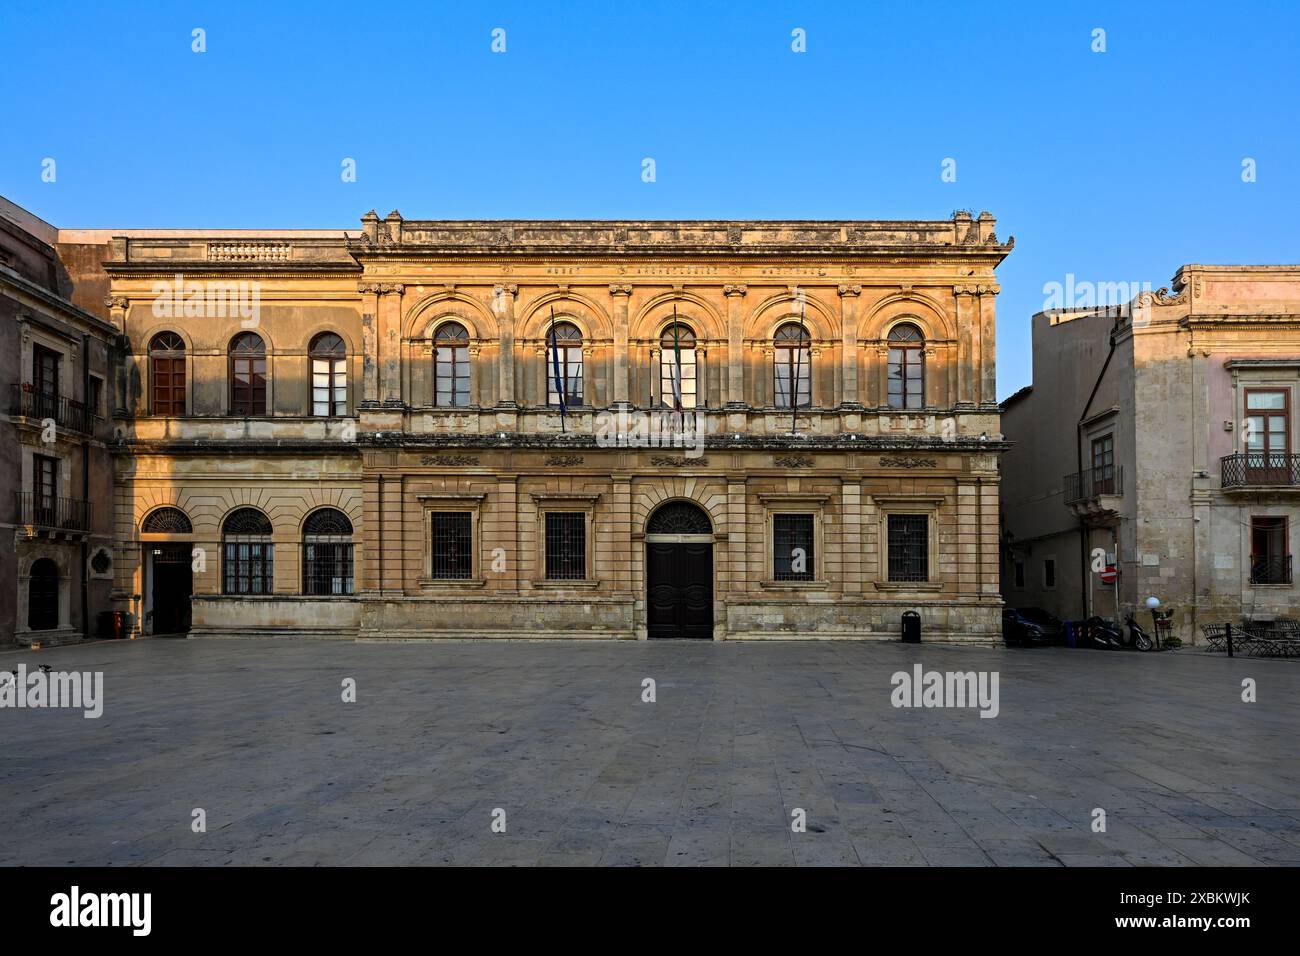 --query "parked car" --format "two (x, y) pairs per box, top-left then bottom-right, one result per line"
(1003, 607), (1063, 646)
